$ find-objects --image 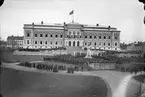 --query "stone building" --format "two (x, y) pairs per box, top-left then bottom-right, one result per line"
(7, 36), (23, 48)
(23, 22), (120, 50)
